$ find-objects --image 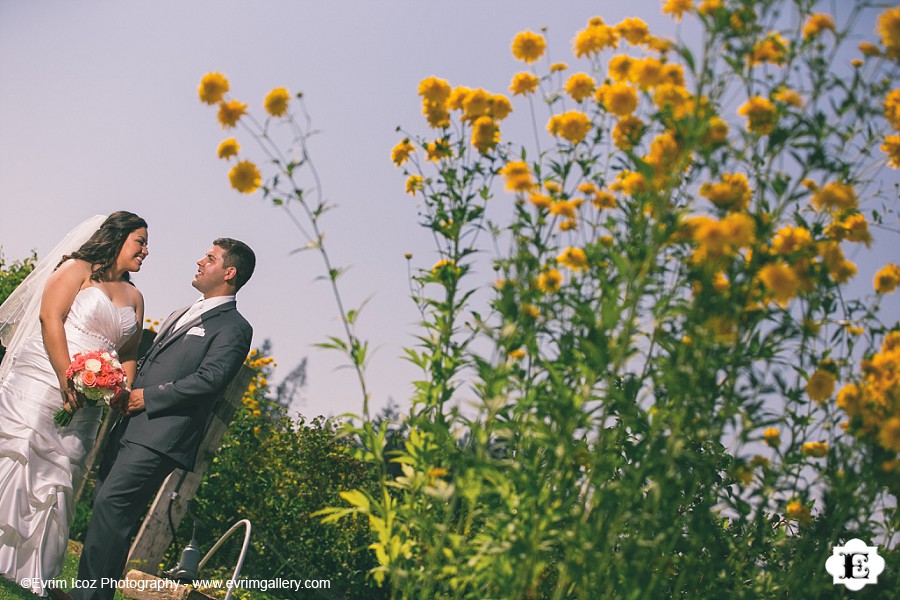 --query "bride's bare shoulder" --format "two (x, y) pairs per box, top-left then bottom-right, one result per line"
(52, 257), (92, 282)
